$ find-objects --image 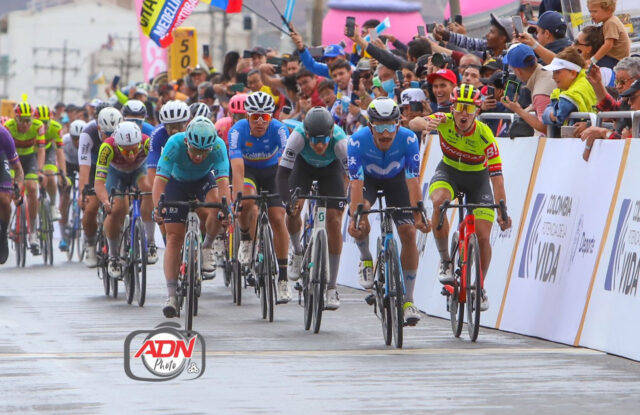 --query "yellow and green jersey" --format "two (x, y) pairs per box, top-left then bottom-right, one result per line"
(4, 118), (45, 156)
(40, 120), (64, 150)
